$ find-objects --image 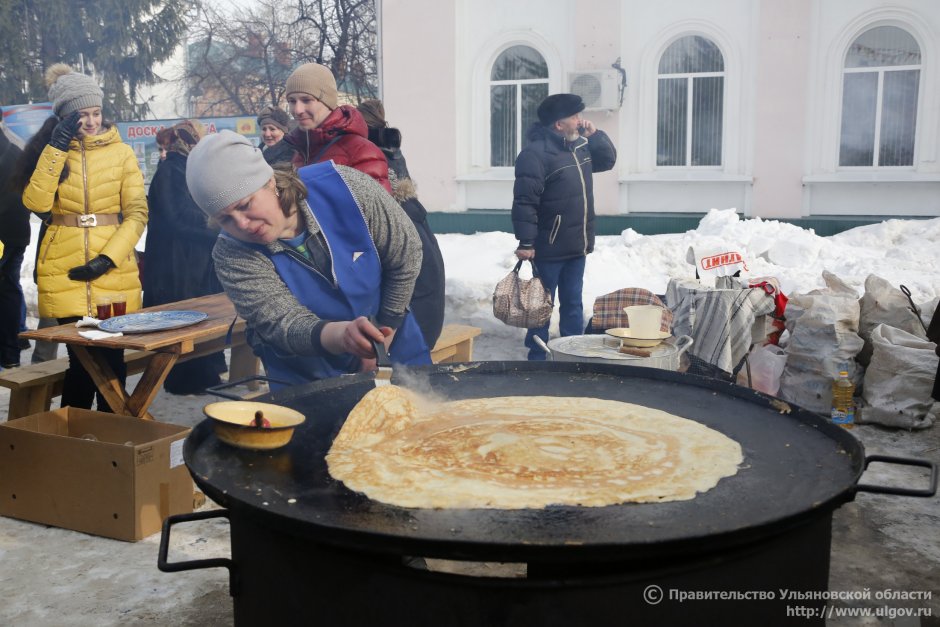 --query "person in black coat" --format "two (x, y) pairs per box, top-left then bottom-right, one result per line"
(511, 93), (617, 360)
(143, 120), (226, 393)
(928, 301), (940, 401)
(0, 126), (32, 368)
(358, 99), (446, 350)
(257, 106), (298, 166)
